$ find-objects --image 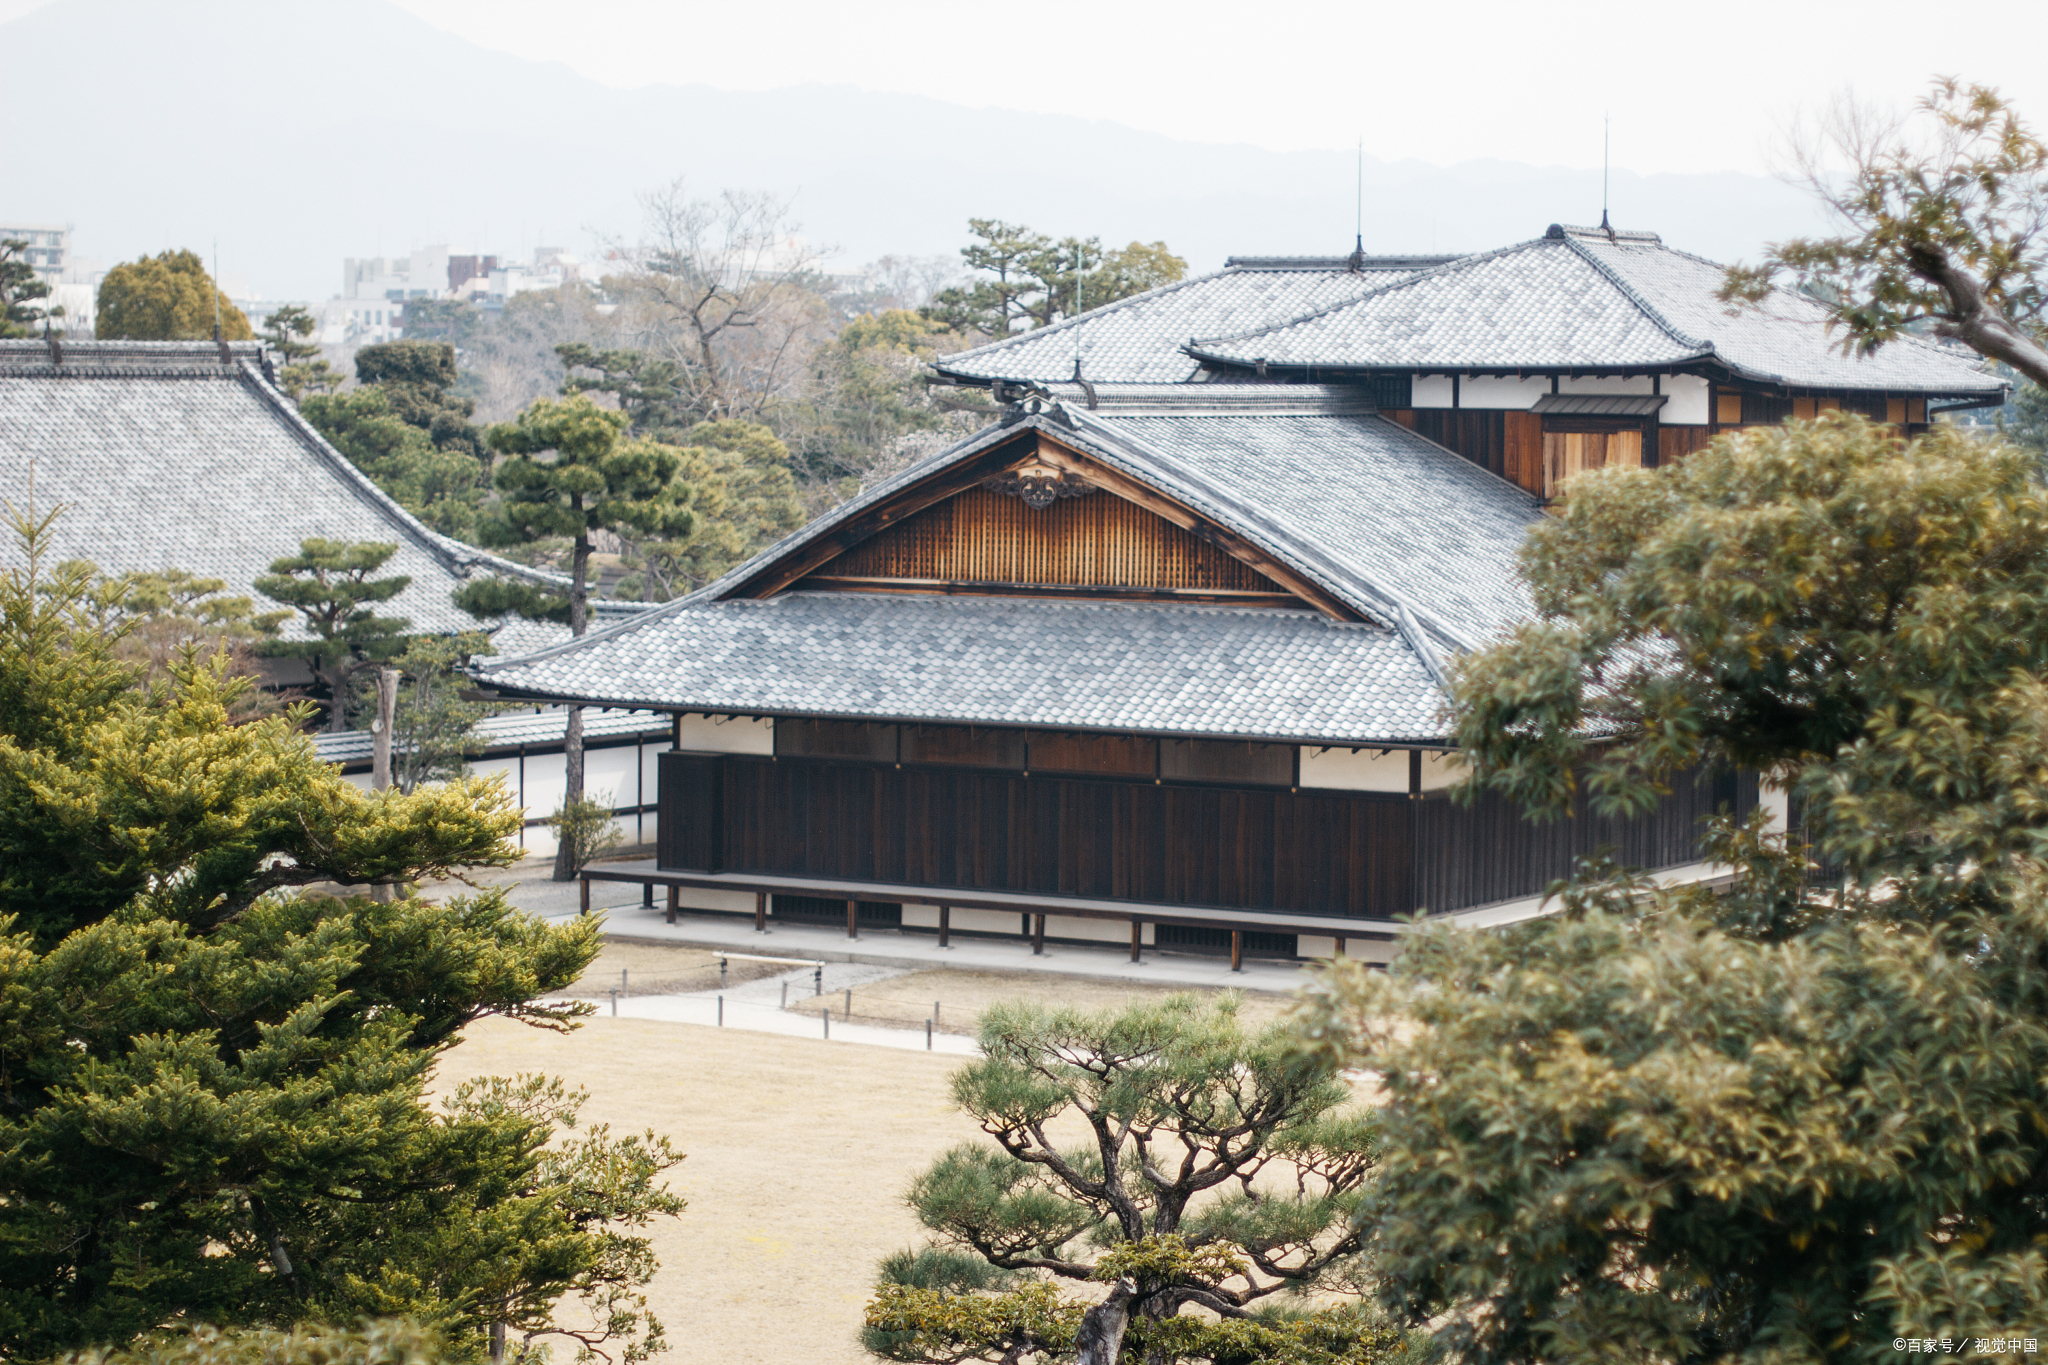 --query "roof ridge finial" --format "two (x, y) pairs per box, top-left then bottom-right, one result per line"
(1600, 113), (1616, 243)
(1349, 136), (1366, 272)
